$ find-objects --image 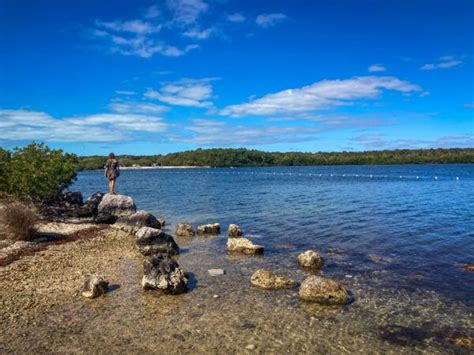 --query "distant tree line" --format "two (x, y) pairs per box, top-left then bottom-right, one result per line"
(77, 147), (474, 170)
